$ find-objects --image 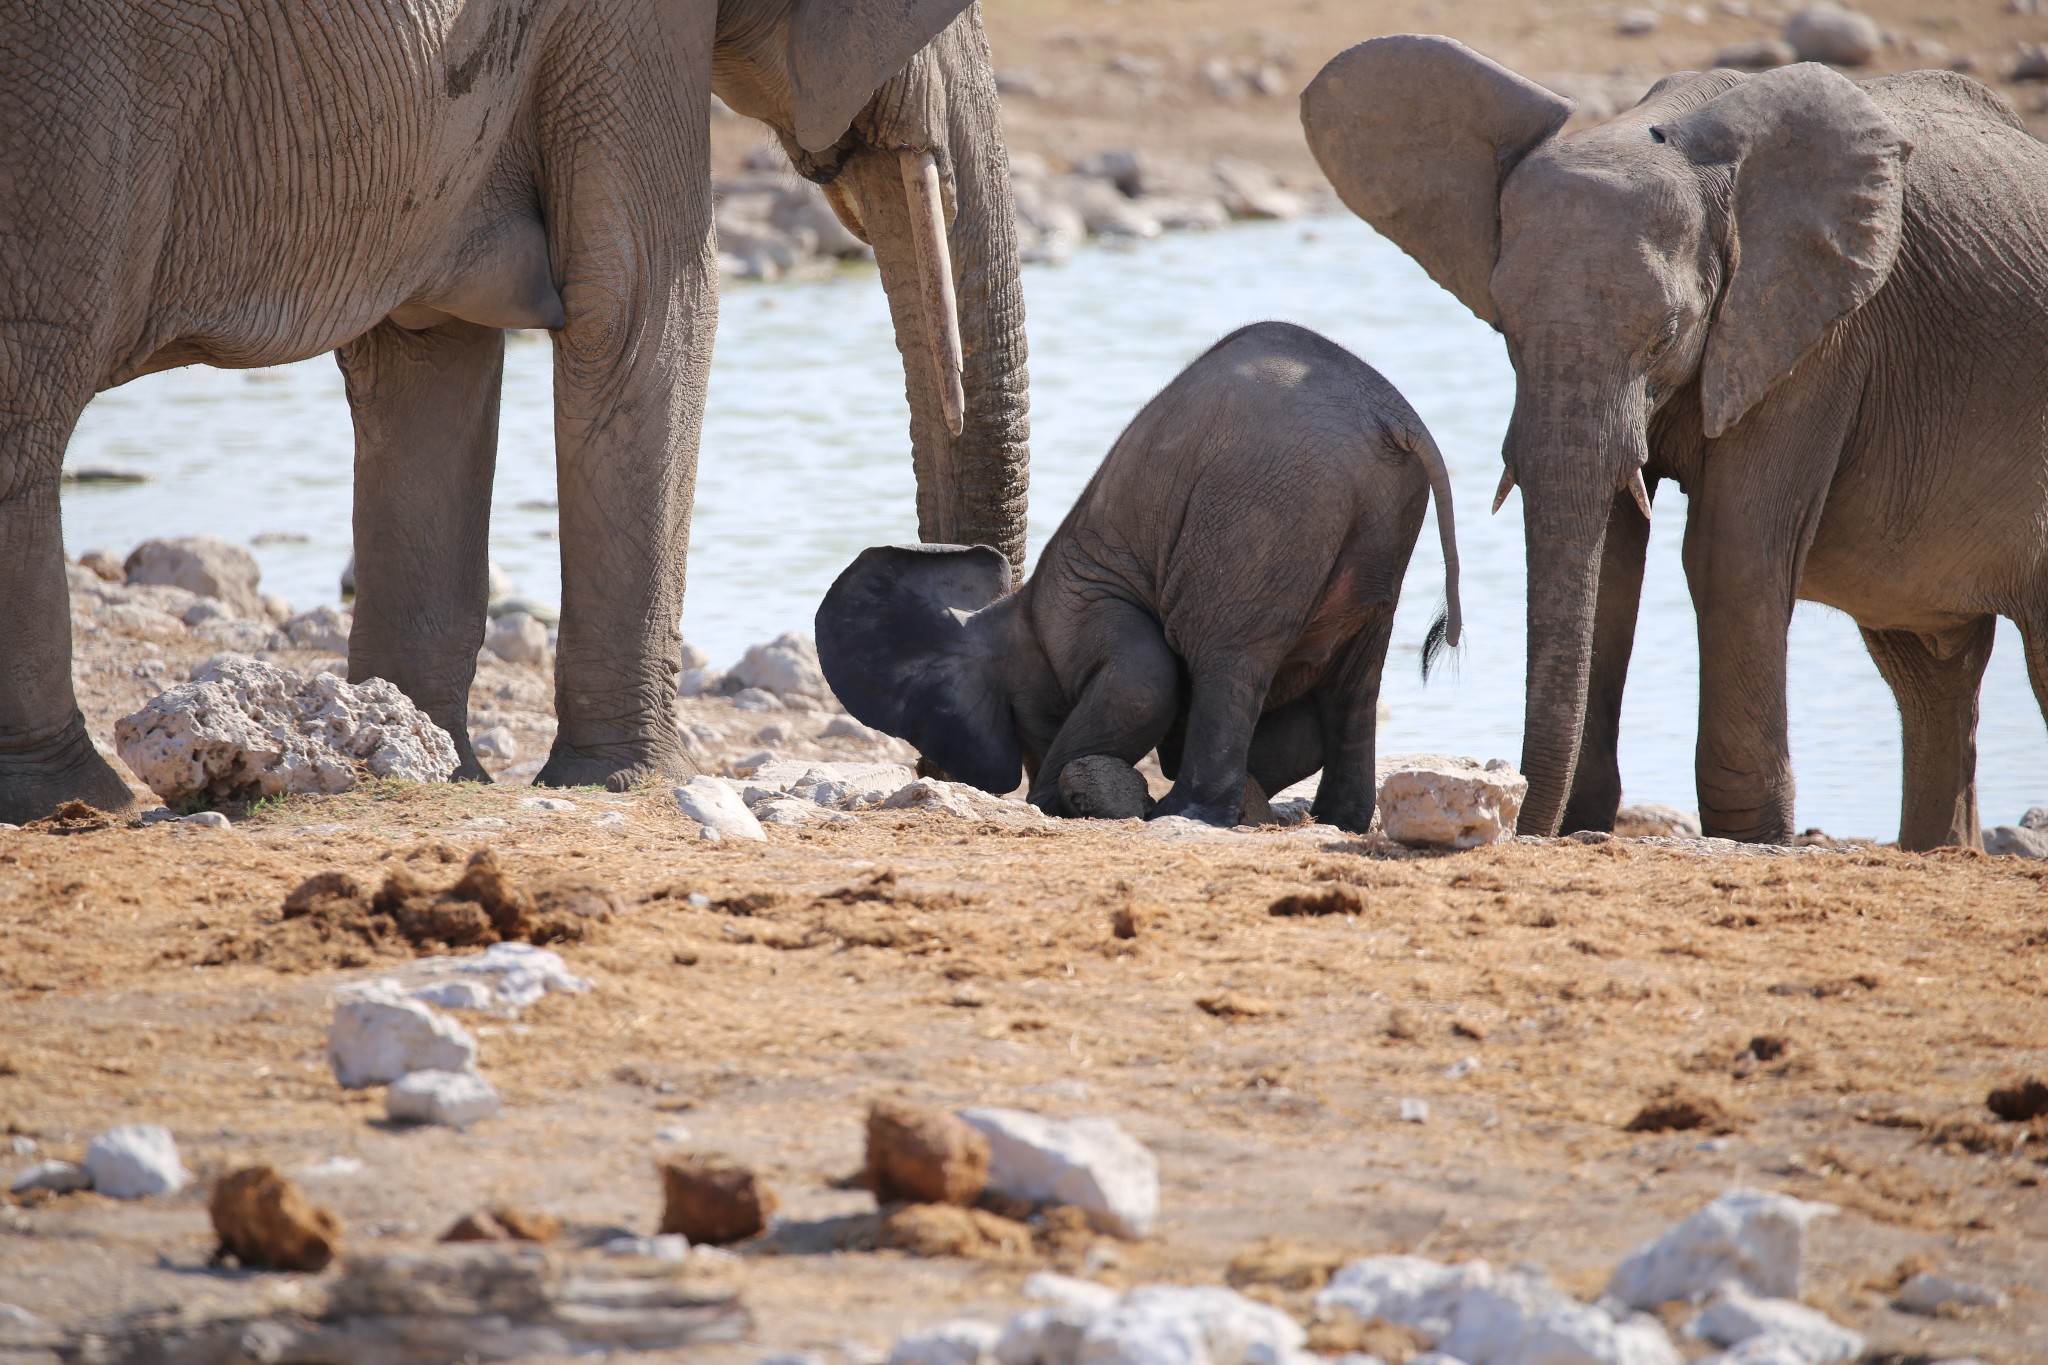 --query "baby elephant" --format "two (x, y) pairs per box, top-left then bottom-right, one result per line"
(816, 321), (1461, 831)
